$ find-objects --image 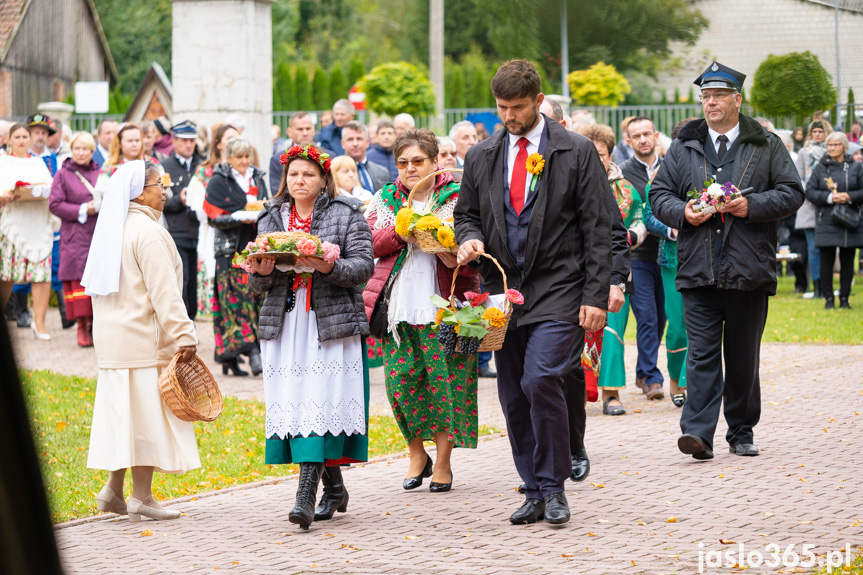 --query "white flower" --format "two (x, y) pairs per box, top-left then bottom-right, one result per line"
(706, 182), (724, 197)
